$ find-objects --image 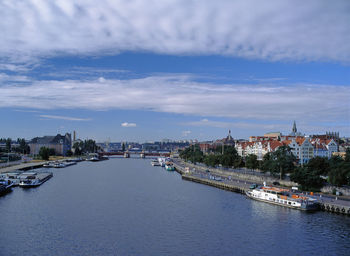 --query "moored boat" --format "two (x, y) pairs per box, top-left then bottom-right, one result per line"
(246, 185), (319, 211)
(157, 157), (166, 167)
(19, 172), (53, 188)
(0, 180), (14, 195)
(151, 160), (161, 166)
(165, 162), (175, 171)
